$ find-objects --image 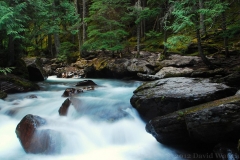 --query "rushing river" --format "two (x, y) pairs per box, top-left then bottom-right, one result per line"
(0, 76), (182, 160)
